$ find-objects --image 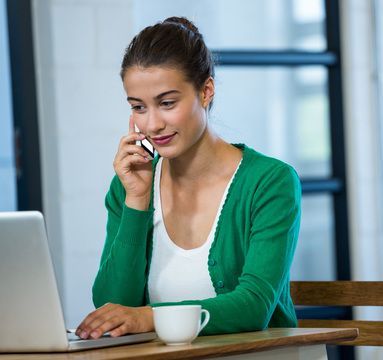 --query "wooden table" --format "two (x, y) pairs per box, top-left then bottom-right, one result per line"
(0, 328), (358, 360)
